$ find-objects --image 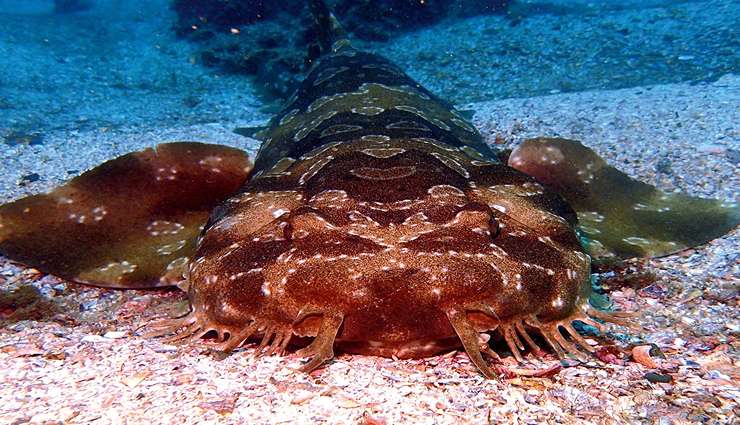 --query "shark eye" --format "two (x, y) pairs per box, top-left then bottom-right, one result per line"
(489, 216), (501, 239)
